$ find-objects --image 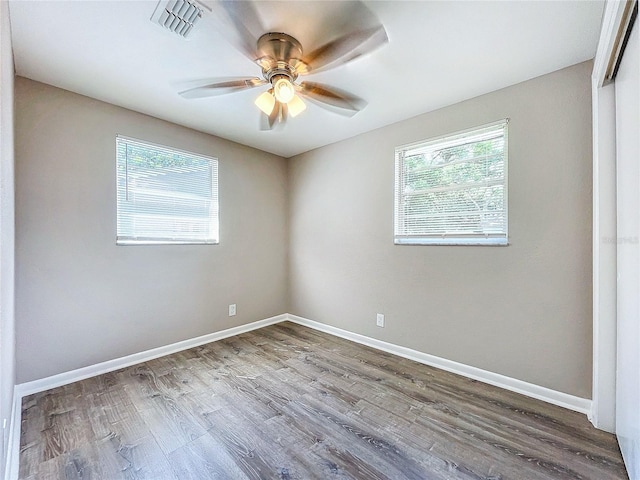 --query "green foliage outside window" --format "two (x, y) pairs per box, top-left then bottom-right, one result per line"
(395, 122), (507, 243)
